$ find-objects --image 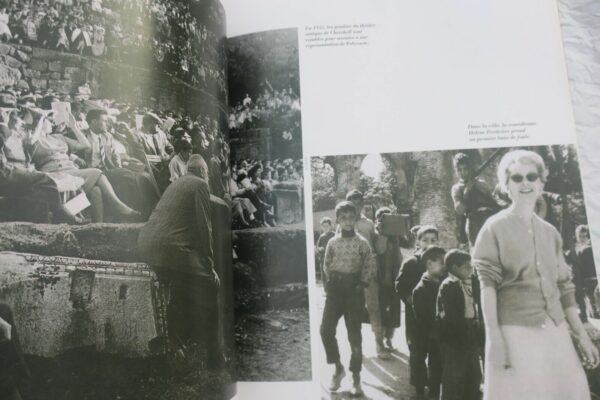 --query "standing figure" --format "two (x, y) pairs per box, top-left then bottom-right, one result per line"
(316, 217), (335, 281)
(138, 155), (223, 368)
(373, 207), (407, 350)
(320, 201), (377, 396)
(473, 150), (598, 400)
(451, 153), (499, 247)
(412, 246), (446, 399)
(437, 250), (482, 400)
(395, 225), (439, 389)
(341, 190), (387, 358)
(571, 225), (599, 319)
